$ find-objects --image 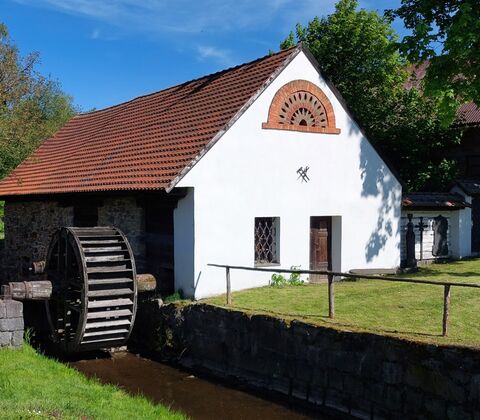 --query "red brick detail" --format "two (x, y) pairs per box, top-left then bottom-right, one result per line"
(263, 79), (341, 135)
